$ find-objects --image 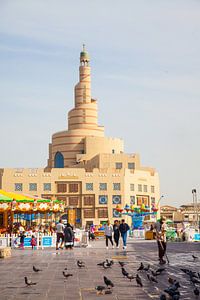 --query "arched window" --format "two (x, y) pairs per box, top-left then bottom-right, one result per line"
(54, 152), (64, 168)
